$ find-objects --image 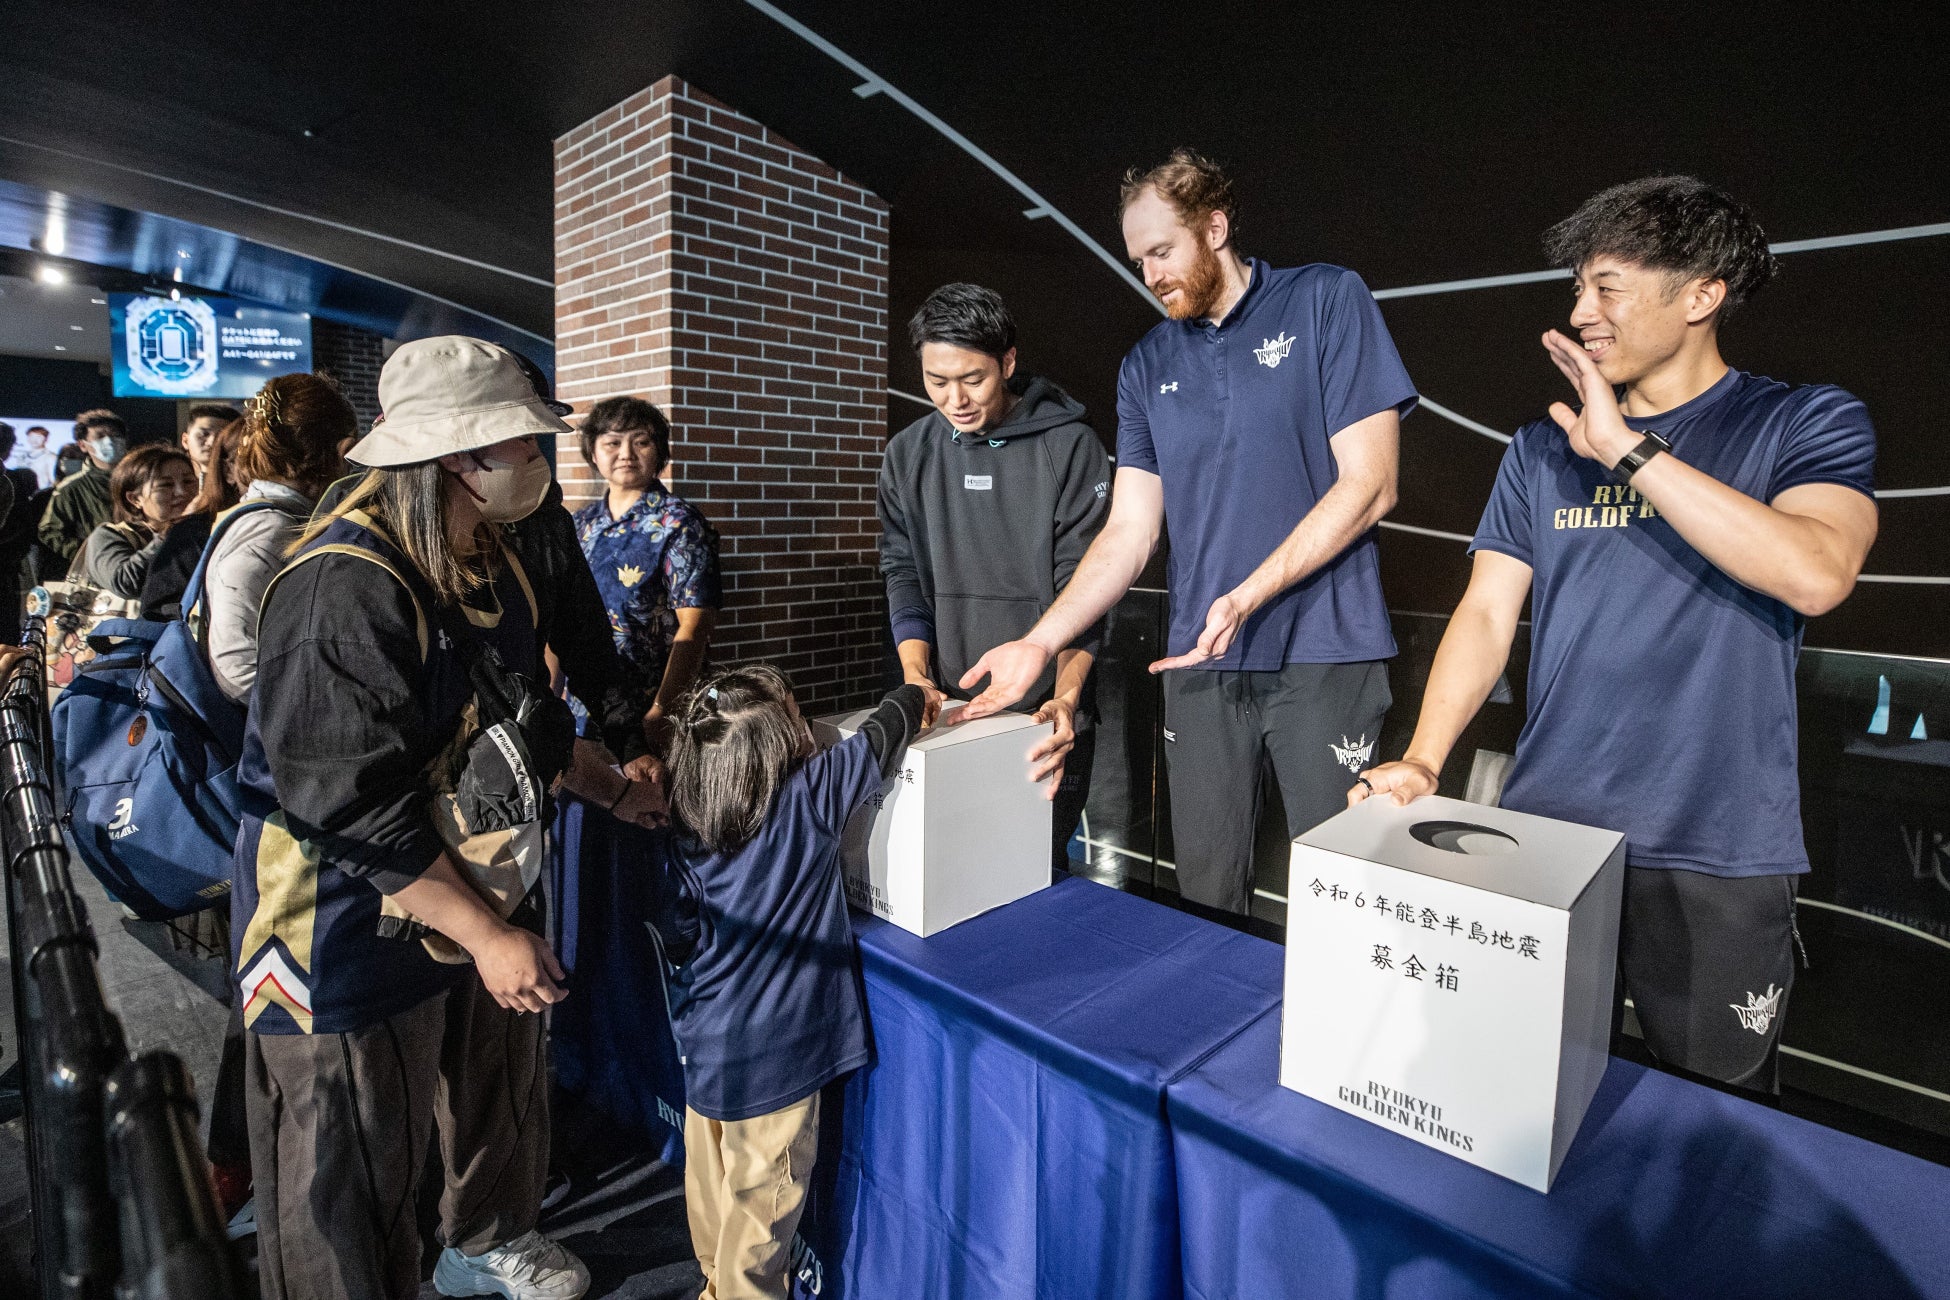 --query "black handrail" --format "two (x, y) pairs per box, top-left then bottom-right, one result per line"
(2, 618), (245, 1299)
